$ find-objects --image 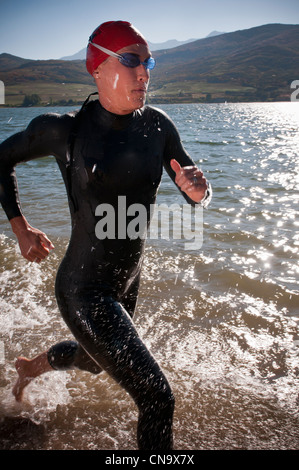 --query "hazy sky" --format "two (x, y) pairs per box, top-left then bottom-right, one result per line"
(0, 0), (298, 59)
